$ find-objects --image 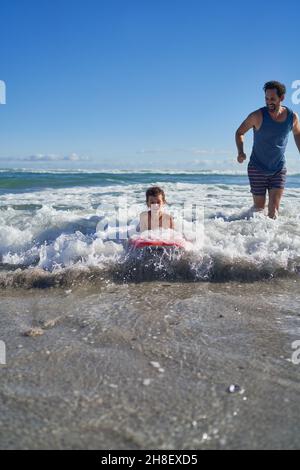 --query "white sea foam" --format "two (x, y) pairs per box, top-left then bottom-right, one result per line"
(1, 167), (300, 176)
